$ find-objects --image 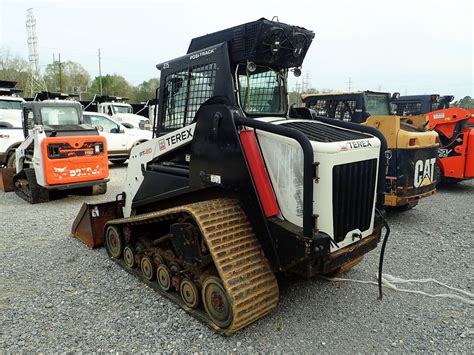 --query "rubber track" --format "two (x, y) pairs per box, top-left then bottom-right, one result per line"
(107, 198), (279, 335)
